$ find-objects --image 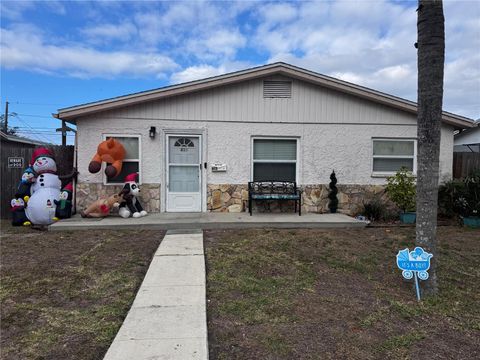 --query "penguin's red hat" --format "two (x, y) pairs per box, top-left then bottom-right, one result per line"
(63, 182), (73, 193)
(31, 147), (55, 164)
(124, 172), (138, 183)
